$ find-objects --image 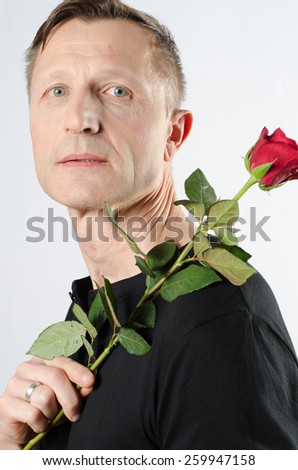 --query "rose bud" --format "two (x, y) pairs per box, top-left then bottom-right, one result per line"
(246, 127), (298, 189)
